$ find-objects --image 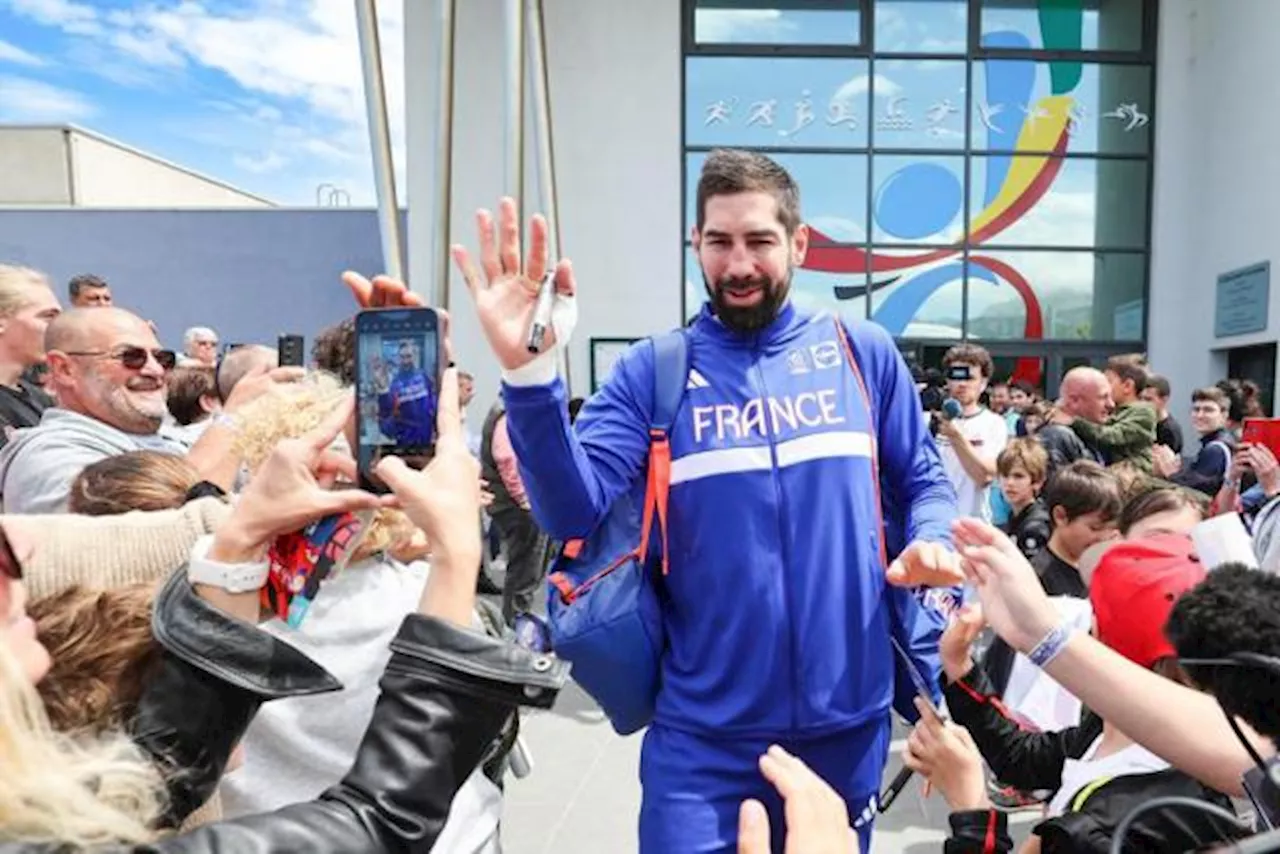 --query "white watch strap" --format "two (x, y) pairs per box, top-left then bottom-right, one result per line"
(187, 534), (269, 593)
